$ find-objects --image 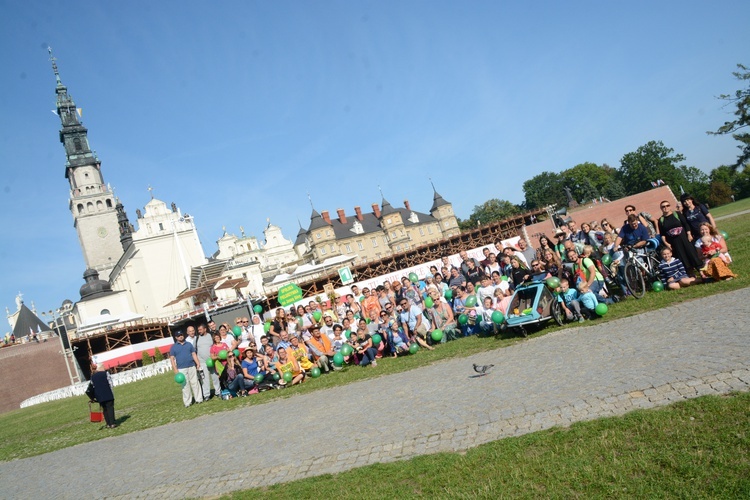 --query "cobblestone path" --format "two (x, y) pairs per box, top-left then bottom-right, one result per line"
(1, 289), (748, 498)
